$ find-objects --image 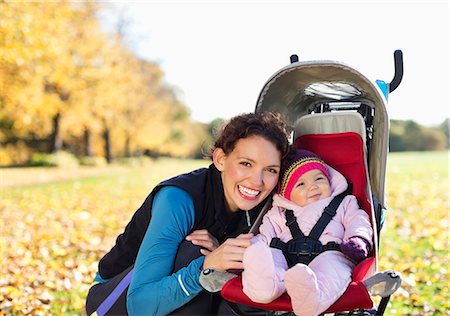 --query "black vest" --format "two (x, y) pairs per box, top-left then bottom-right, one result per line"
(98, 164), (265, 279)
